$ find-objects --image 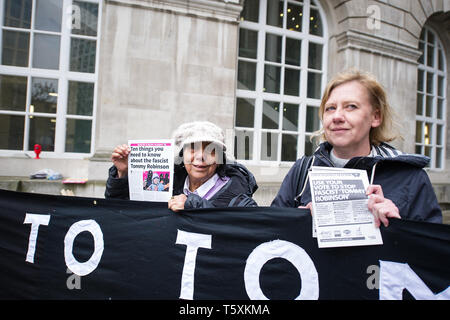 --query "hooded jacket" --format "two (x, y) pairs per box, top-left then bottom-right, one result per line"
(105, 161), (258, 208)
(271, 142), (442, 223)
